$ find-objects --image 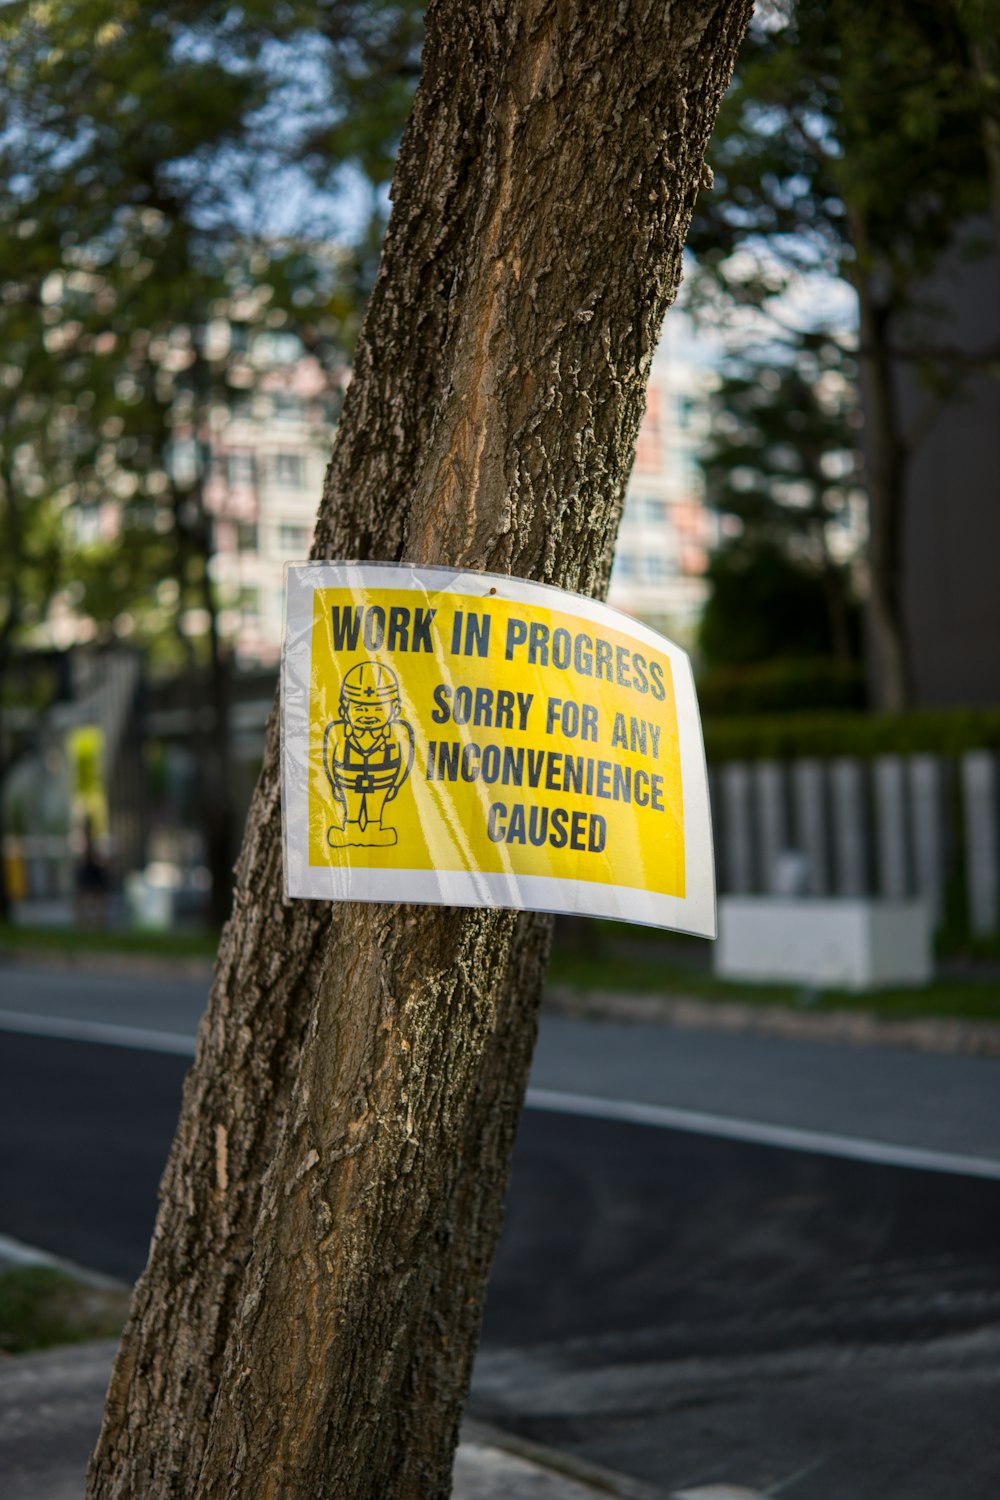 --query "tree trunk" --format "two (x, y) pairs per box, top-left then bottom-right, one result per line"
(87, 3), (752, 1497)
(851, 239), (912, 710)
(199, 534), (237, 931)
(192, 352), (239, 930)
(0, 641), (14, 923)
(170, 460), (238, 930)
(820, 558), (854, 666)
(967, 34), (1000, 250)
(0, 454), (23, 922)
(0, 740), (11, 923)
